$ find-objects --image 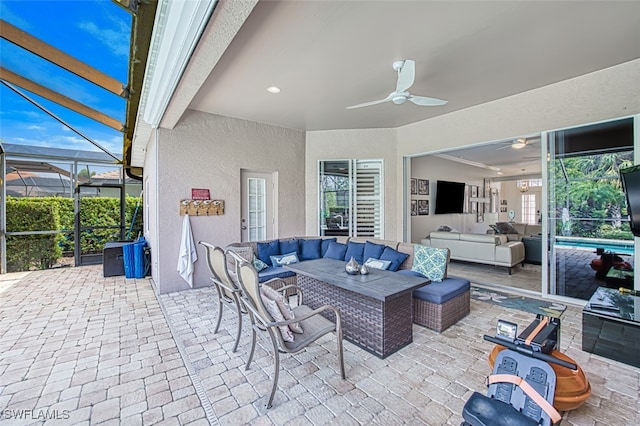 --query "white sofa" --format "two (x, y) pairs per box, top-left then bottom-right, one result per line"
(488, 222), (542, 241)
(422, 231), (525, 274)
